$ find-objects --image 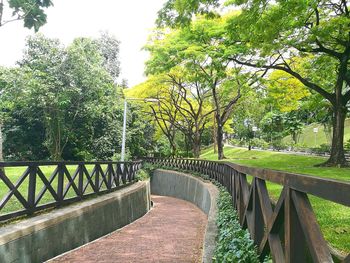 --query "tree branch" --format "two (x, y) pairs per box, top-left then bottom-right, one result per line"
(230, 57), (335, 103)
